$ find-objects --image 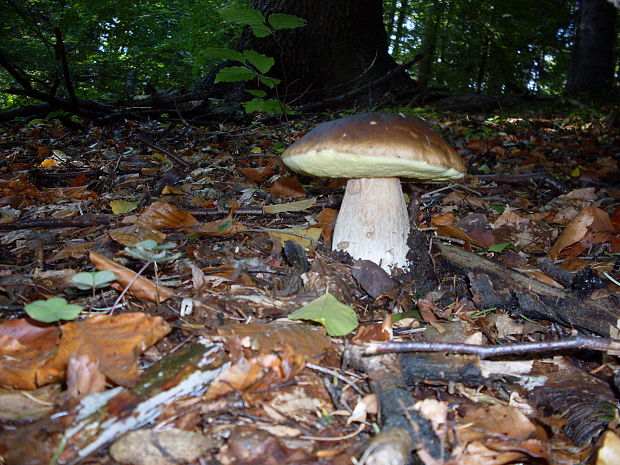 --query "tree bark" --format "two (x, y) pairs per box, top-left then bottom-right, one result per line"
(238, 0), (411, 104)
(417, 0), (445, 88)
(566, 0), (617, 95)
